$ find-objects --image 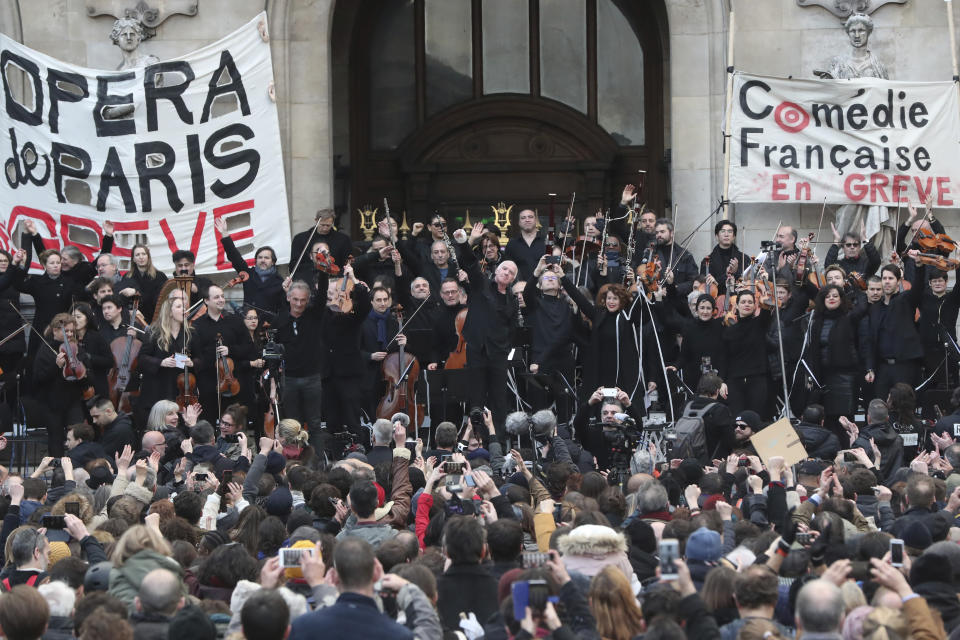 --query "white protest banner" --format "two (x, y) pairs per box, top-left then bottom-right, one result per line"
(0, 12), (289, 274)
(728, 72), (960, 206)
